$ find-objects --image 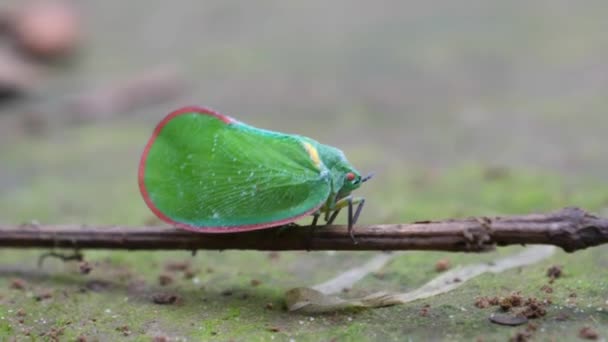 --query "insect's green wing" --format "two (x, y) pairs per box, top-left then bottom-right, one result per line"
(139, 107), (331, 232)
